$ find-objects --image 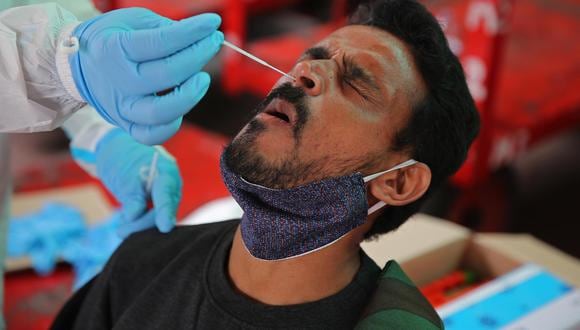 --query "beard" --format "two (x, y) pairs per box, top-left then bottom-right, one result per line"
(223, 83), (326, 189)
(224, 83), (386, 189)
